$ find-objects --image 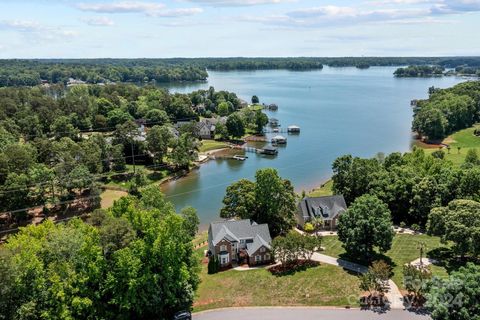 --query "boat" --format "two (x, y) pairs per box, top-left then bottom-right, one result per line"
(261, 146), (278, 155)
(273, 128), (279, 133)
(232, 155), (247, 161)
